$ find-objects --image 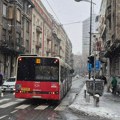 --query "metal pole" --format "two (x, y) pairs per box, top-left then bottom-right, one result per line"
(88, 0), (92, 79)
